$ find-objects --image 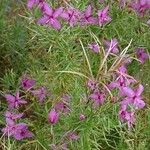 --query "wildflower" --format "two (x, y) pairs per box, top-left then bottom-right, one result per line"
(104, 38), (119, 54)
(61, 7), (81, 27)
(48, 109), (59, 125)
(5, 111), (23, 125)
(50, 143), (68, 150)
(5, 91), (27, 109)
(2, 123), (33, 140)
(31, 87), (47, 103)
(136, 48), (149, 64)
(119, 108), (135, 129)
(90, 89), (105, 108)
(119, 0), (128, 8)
(122, 84), (145, 109)
(54, 101), (70, 113)
(88, 43), (100, 53)
(38, 6), (63, 30)
(12, 123), (33, 140)
(67, 131), (79, 140)
(21, 76), (36, 90)
(27, 0), (45, 9)
(80, 5), (97, 26)
(130, 0), (150, 16)
(80, 114), (86, 121)
(97, 6), (112, 26)
(87, 79), (98, 90)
